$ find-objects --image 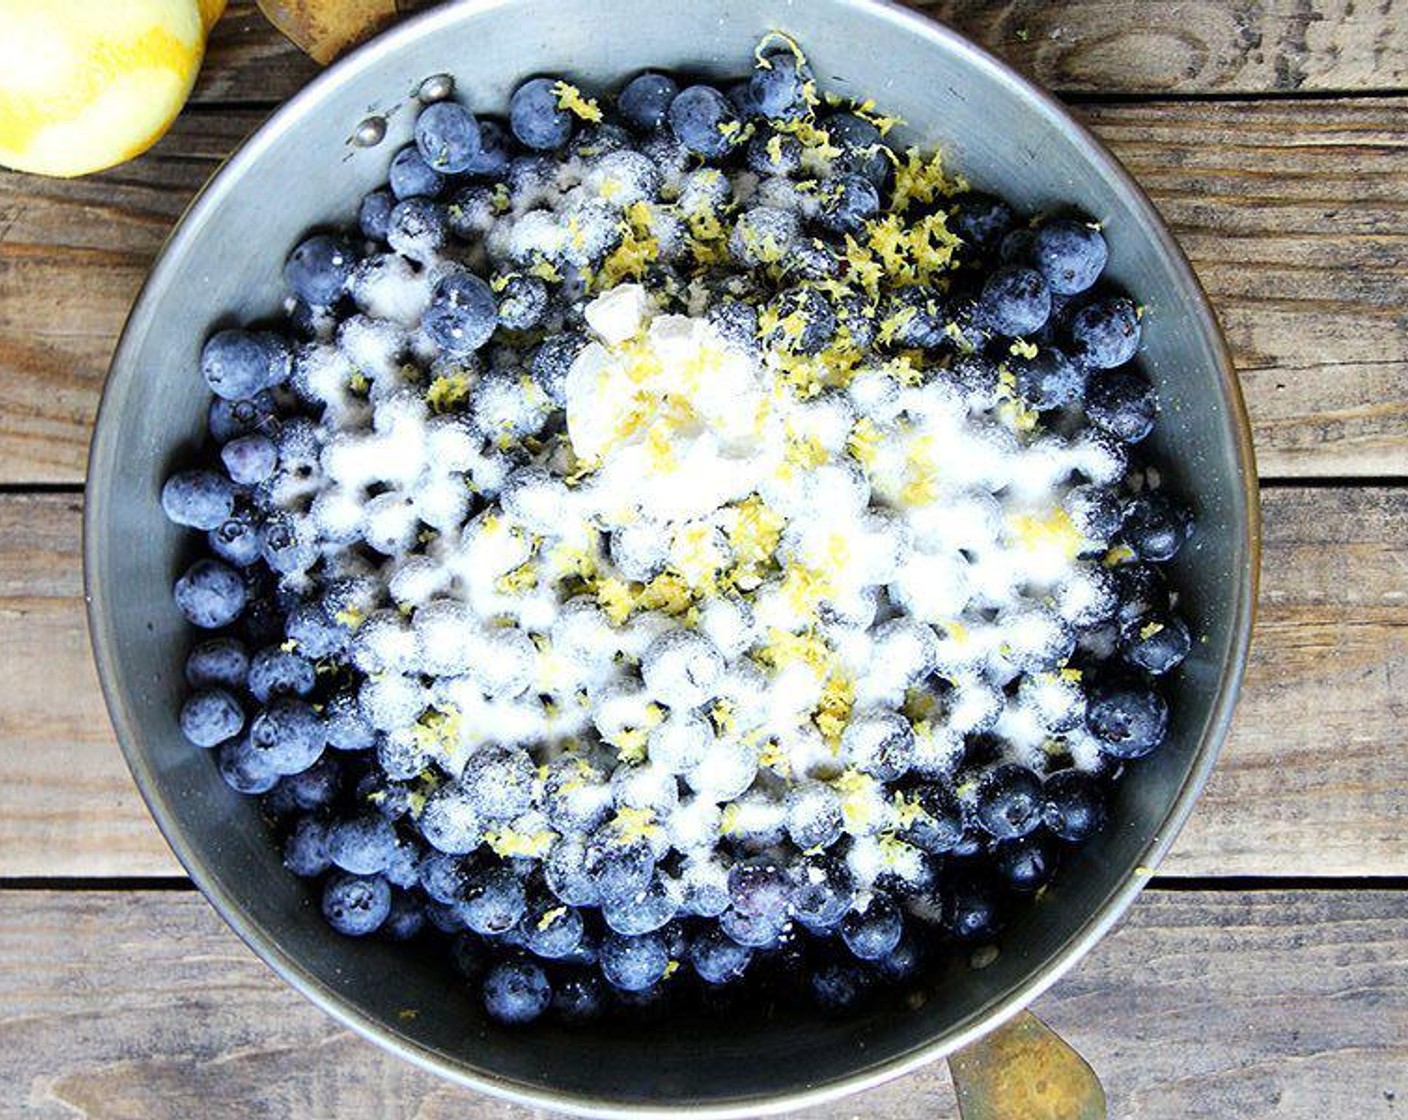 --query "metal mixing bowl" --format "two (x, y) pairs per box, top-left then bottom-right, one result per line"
(85, 0), (1259, 1114)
